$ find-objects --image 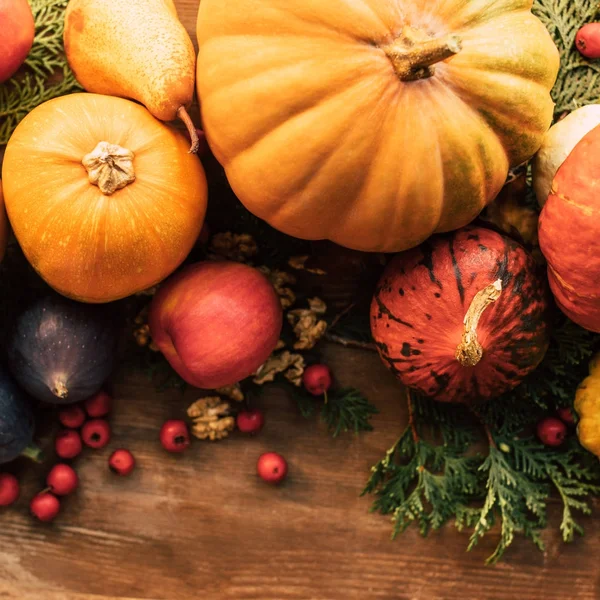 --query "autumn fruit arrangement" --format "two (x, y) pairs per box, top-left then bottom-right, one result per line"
(1, 0), (600, 565)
